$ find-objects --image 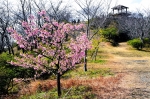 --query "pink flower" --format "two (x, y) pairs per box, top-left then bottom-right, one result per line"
(19, 44), (25, 48)
(29, 15), (35, 20)
(7, 27), (15, 33)
(8, 10), (91, 76)
(38, 10), (46, 16)
(22, 21), (28, 27)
